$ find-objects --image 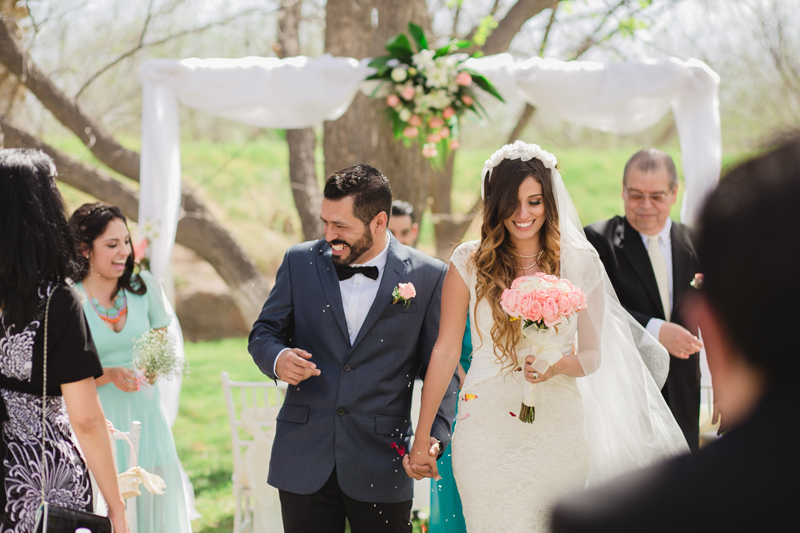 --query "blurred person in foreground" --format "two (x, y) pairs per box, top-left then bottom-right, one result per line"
(389, 200), (420, 247)
(584, 149), (703, 451)
(0, 149), (129, 533)
(551, 132), (800, 532)
(70, 202), (192, 533)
